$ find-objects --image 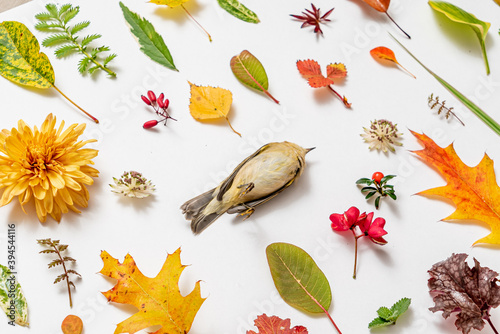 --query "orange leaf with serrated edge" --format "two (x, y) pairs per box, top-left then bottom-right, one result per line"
(297, 59), (351, 108)
(370, 47), (415, 78)
(412, 131), (500, 246)
(247, 314), (308, 334)
(100, 248), (205, 334)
